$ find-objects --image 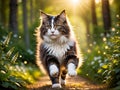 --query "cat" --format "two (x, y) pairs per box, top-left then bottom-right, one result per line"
(36, 10), (83, 88)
